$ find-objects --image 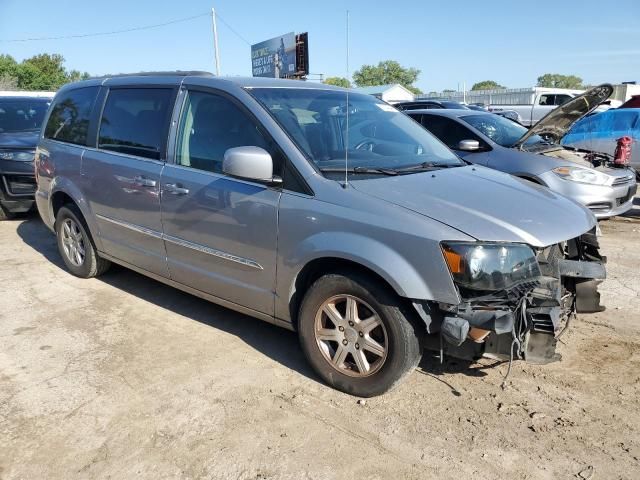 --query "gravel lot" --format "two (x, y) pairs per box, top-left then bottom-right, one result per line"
(1, 201), (639, 480)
